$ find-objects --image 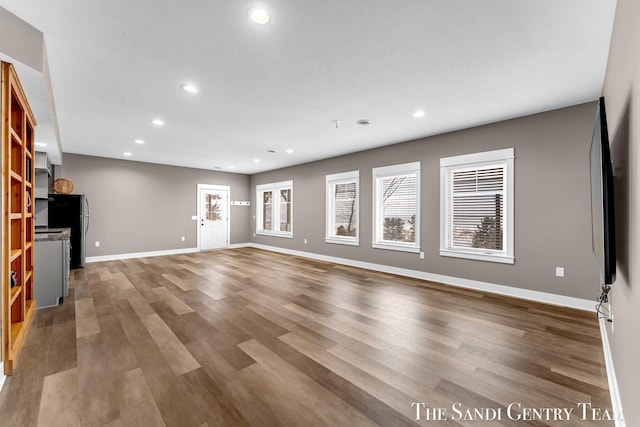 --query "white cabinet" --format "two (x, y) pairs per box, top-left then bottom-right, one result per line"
(34, 236), (70, 308)
(35, 151), (52, 176)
